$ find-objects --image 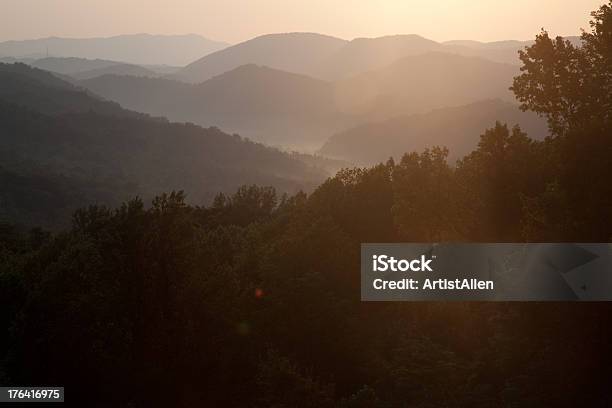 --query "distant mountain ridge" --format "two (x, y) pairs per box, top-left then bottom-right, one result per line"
(443, 36), (581, 49)
(0, 34), (229, 66)
(81, 64), (353, 151)
(0, 63), (148, 118)
(313, 34), (444, 80)
(334, 52), (519, 119)
(31, 57), (119, 75)
(176, 33), (347, 83)
(30, 57), (160, 80)
(441, 36), (582, 65)
(173, 32), (582, 83)
(0, 63), (330, 227)
(318, 100), (549, 165)
(81, 53), (521, 150)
